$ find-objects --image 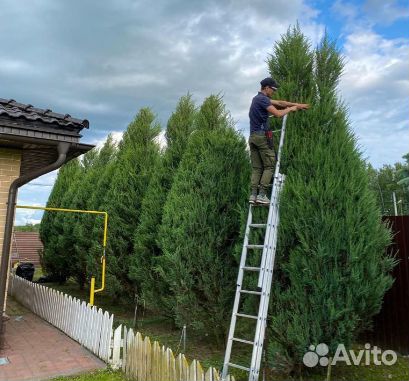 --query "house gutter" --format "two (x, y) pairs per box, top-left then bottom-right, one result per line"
(0, 141), (71, 348)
